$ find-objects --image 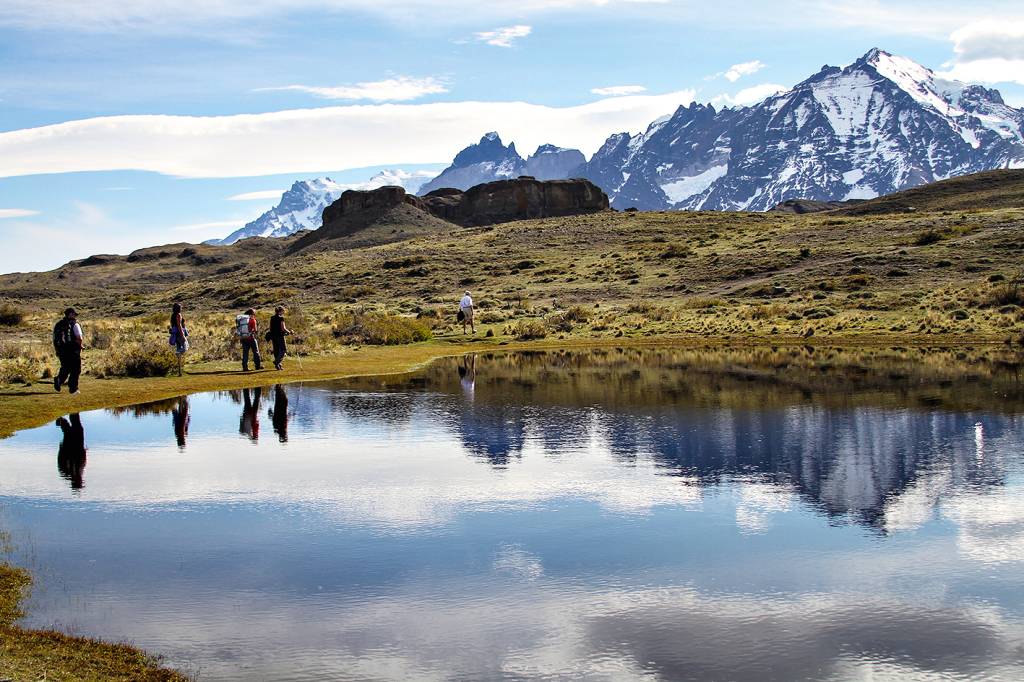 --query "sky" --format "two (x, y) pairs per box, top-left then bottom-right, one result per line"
(1, 0), (1024, 273)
